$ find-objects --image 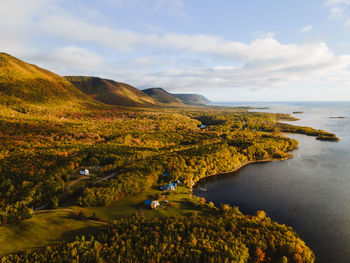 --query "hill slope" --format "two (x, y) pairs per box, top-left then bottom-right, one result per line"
(173, 93), (211, 105)
(0, 53), (92, 106)
(66, 76), (159, 107)
(142, 88), (184, 105)
(143, 88), (210, 106)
